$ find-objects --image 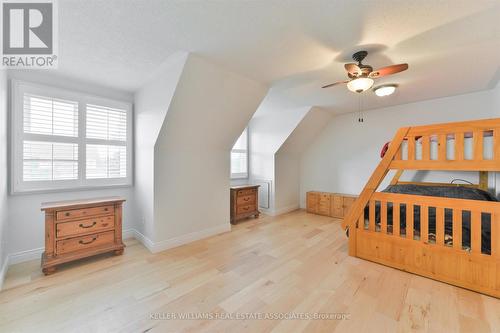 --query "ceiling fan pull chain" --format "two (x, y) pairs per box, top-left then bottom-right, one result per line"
(358, 95), (364, 123)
